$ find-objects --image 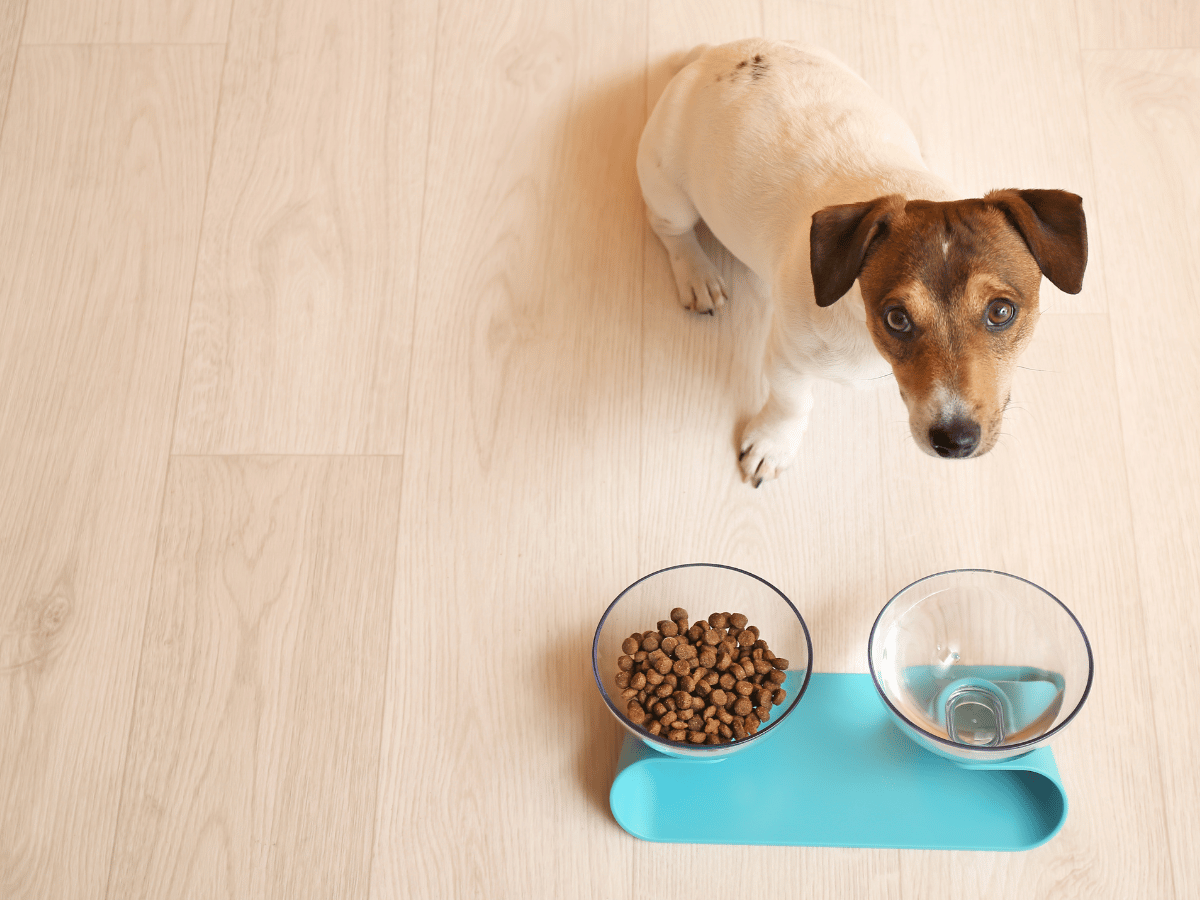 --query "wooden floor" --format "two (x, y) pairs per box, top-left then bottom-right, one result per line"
(1, 1), (1197, 897)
